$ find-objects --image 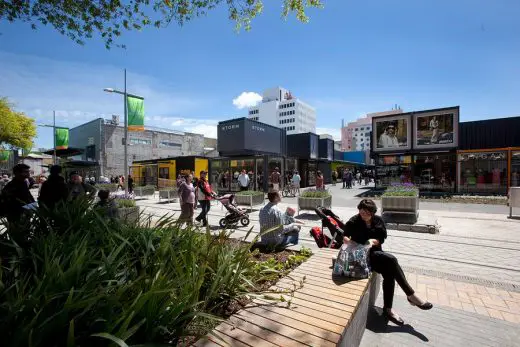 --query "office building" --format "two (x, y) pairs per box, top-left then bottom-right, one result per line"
(69, 116), (205, 177)
(247, 87), (316, 134)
